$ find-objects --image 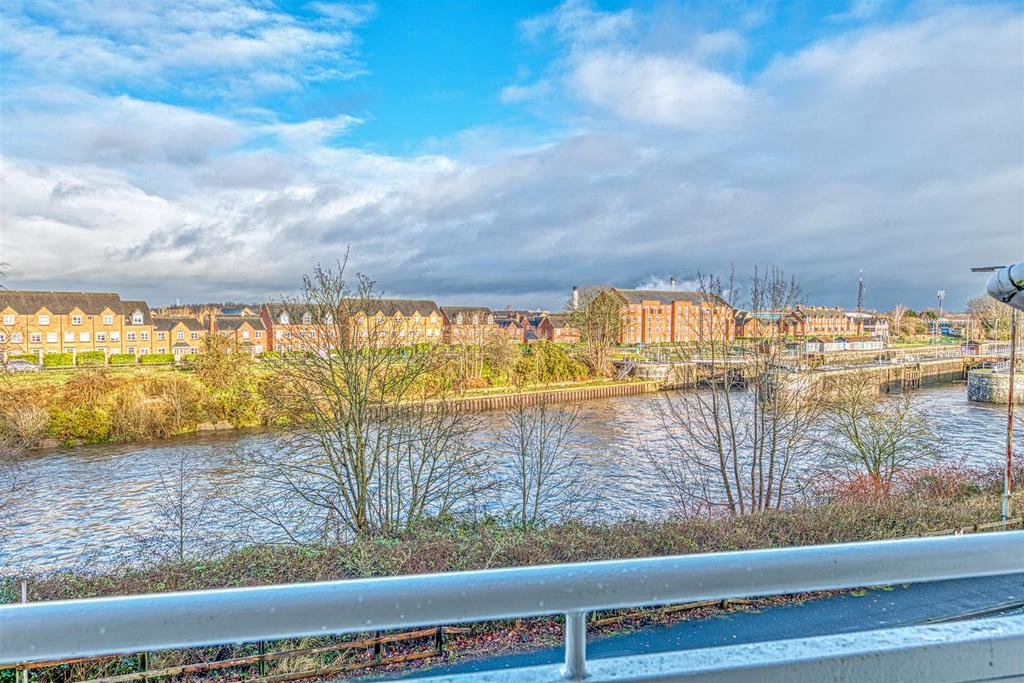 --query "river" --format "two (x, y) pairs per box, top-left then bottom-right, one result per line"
(2, 382), (1015, 573)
